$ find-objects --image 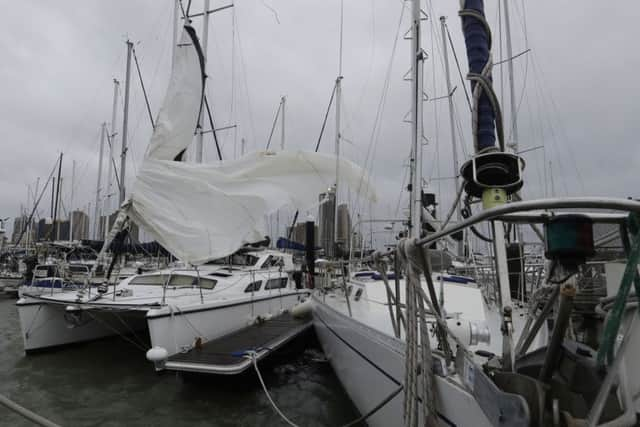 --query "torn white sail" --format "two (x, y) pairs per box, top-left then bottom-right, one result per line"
(145, 26), (204, 161)
(125, 26), (375, 264)
(129, 151), (375, 264)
